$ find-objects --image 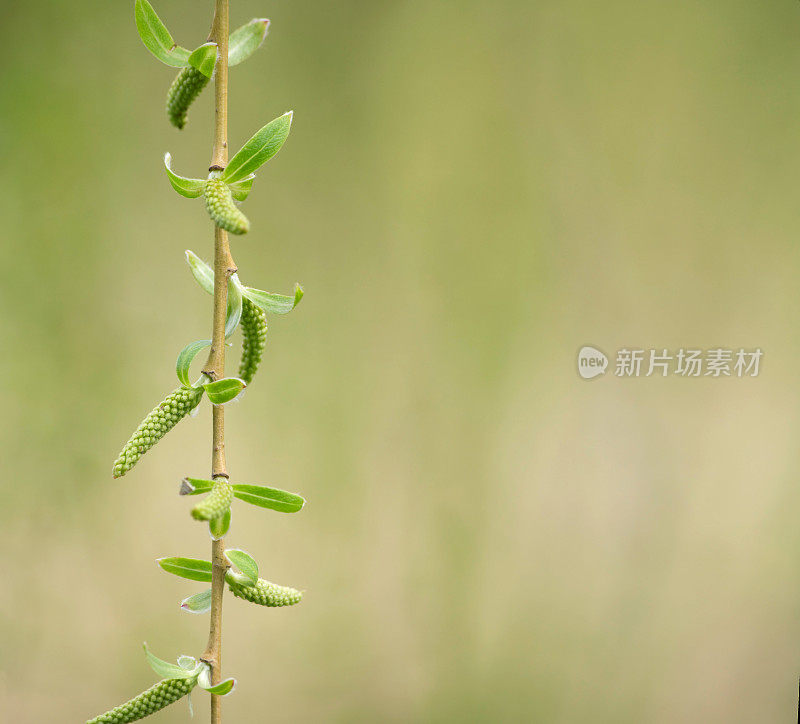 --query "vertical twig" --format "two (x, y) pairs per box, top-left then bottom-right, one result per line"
(202, 1), (233, 722)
